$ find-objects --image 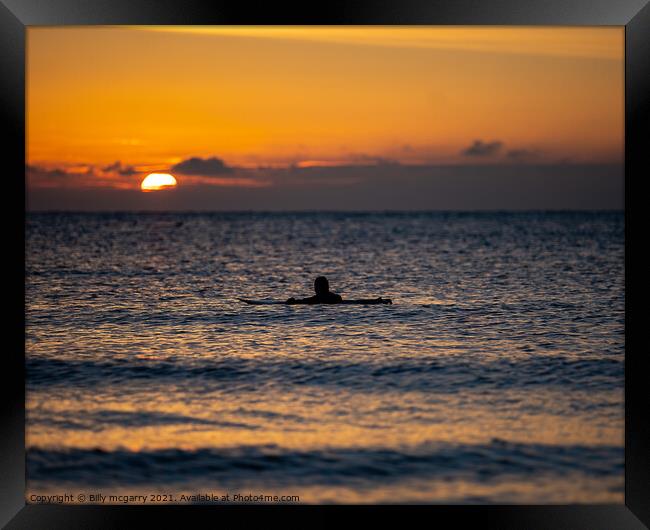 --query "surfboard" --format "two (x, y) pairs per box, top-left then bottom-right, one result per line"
(239, 298), (392, 305)
(341, 299), (392, 305)
(238, 299), (286, 305)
